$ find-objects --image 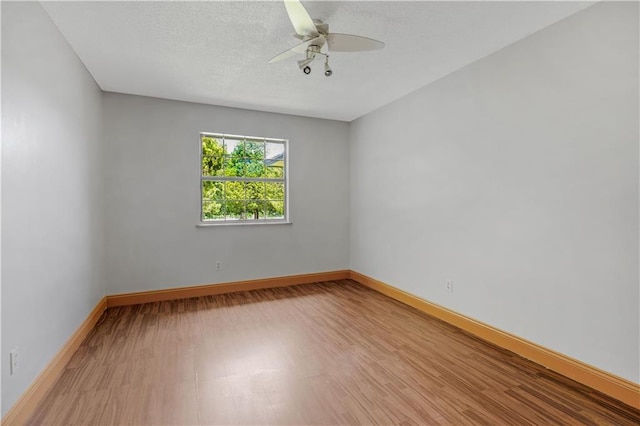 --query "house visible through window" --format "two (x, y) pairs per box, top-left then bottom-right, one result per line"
(200, 133), (287, 223)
